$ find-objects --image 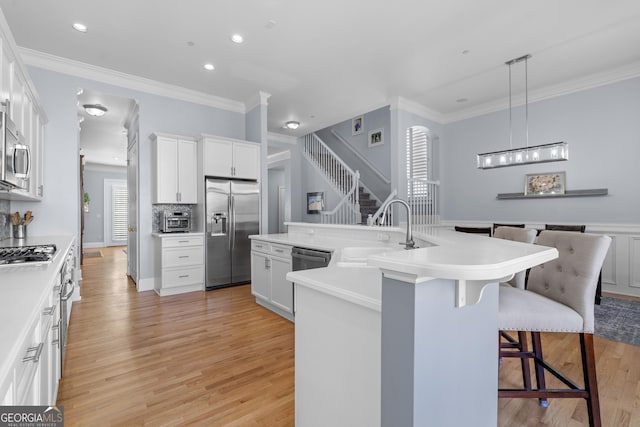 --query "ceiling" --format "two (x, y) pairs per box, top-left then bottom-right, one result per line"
(1, 0), (640, 142)
(78, 89), (136, 167)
